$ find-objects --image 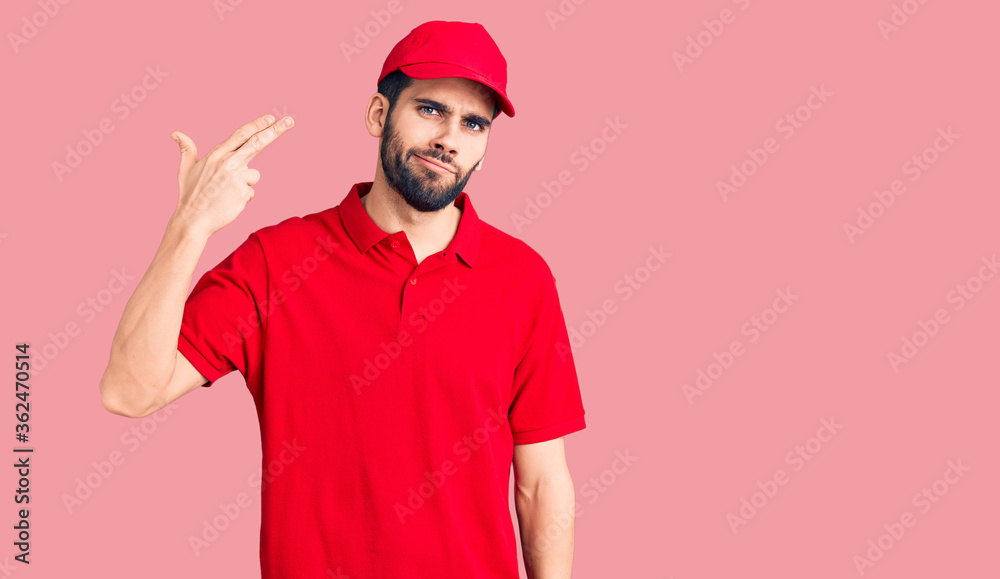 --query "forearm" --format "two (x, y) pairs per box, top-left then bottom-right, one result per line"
(100, 214), (208, 414)
(515, 473), (576, 579)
